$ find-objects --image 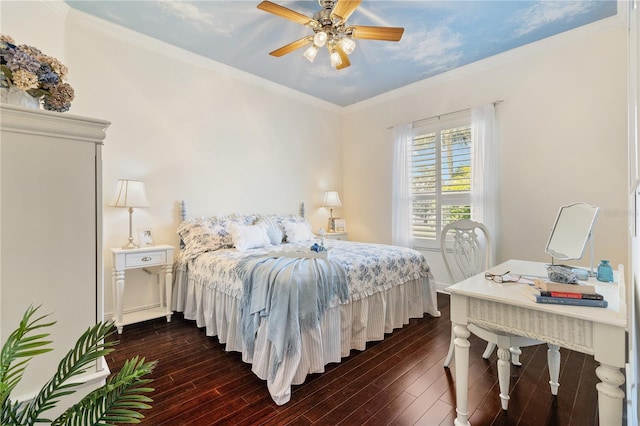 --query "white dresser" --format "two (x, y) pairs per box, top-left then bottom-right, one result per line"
(0, 104), (110, 402)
